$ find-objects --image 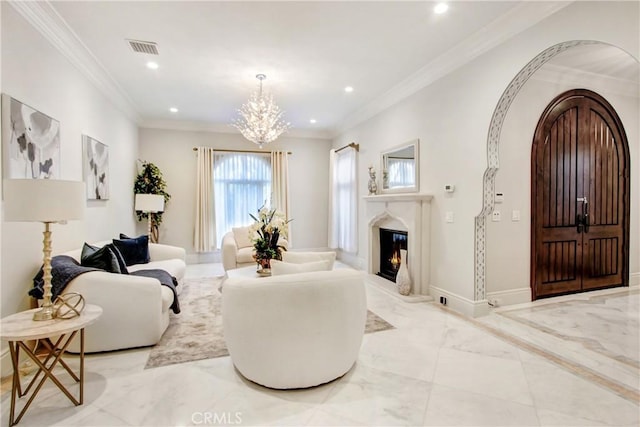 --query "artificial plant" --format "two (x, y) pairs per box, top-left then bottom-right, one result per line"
(134, 161), (171, 243)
